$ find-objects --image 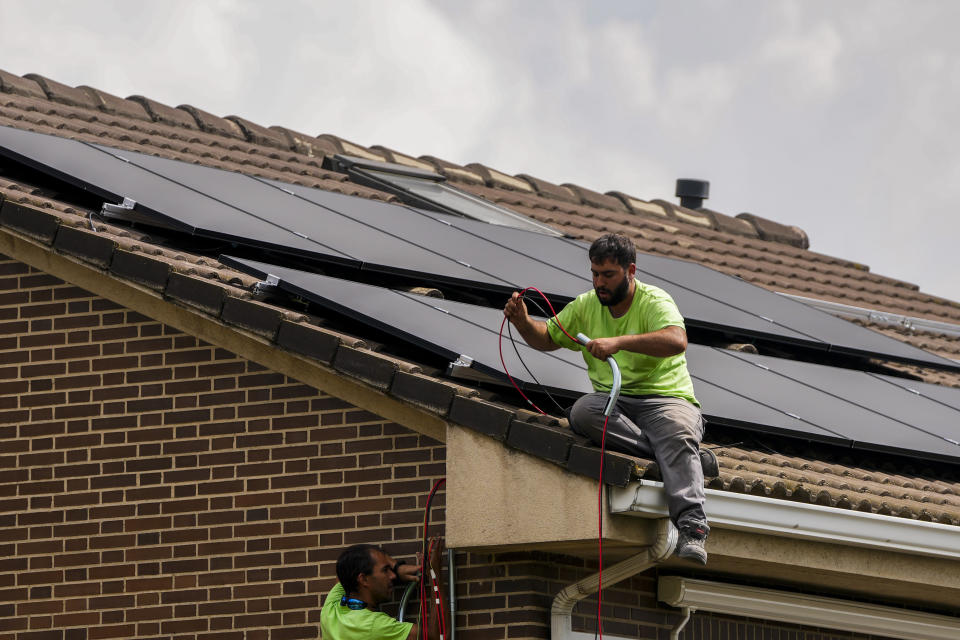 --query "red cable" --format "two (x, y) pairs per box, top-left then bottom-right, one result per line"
(420, 479), (446, 640)
(426, 537), (447, 640)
